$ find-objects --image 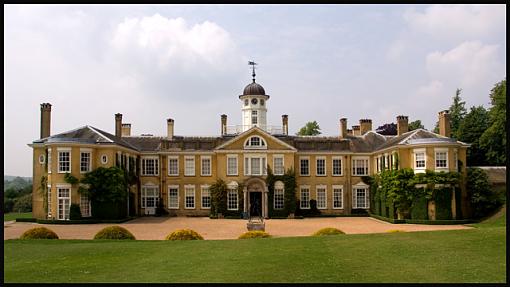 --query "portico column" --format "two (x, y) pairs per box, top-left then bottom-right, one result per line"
(243, 186), (248, 213)
(263, 188), (269, 218)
